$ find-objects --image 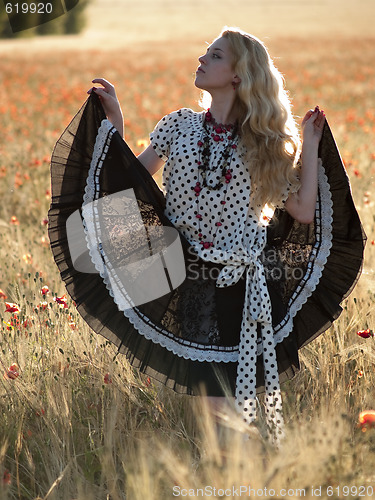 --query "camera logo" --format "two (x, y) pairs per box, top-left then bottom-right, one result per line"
(3, 0), (79, 33)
